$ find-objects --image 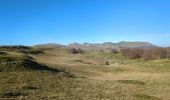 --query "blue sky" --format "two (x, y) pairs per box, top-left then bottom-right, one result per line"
(0, 0), (170, 46)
